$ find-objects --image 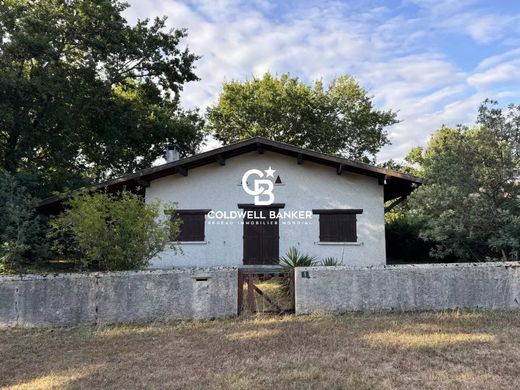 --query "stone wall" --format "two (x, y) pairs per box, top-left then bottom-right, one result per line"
(0, 268), (237, 328)
(5, 262), (519, 327)
(295, 262), (520, 314)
